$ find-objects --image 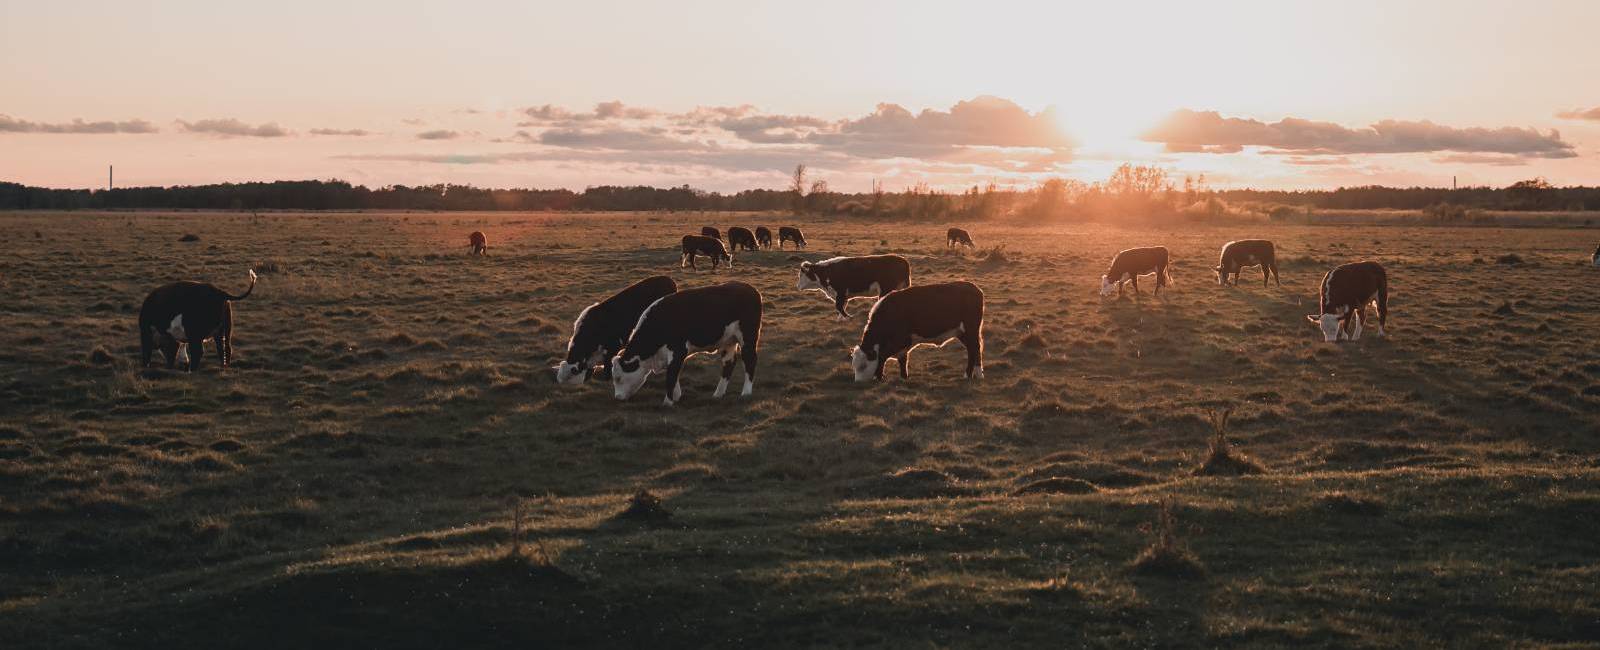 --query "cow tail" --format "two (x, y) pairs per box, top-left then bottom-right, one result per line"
(222, 269), (258, 301)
